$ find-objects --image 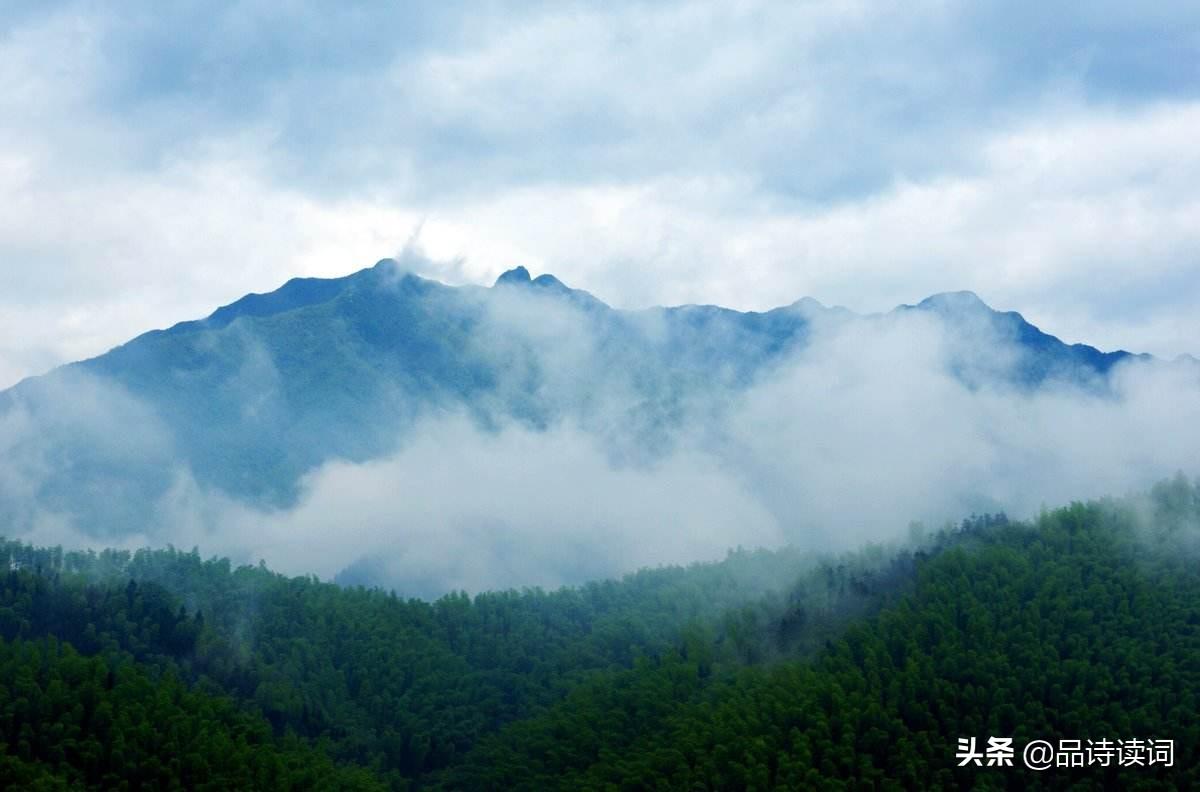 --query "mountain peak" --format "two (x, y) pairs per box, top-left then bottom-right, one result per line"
(790, 296), (828, 313)
(490, 267), (605, 311)
(532, 273), (569, 293)
(494, 266), (532, 286)
(915, 290), (992, 313)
